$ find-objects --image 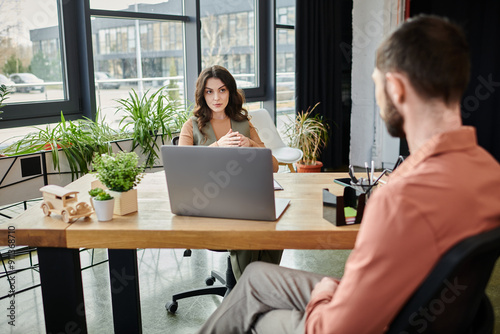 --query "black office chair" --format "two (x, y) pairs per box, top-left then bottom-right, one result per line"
(165, 136), (236, 314)
(387, 225), (500, 334)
